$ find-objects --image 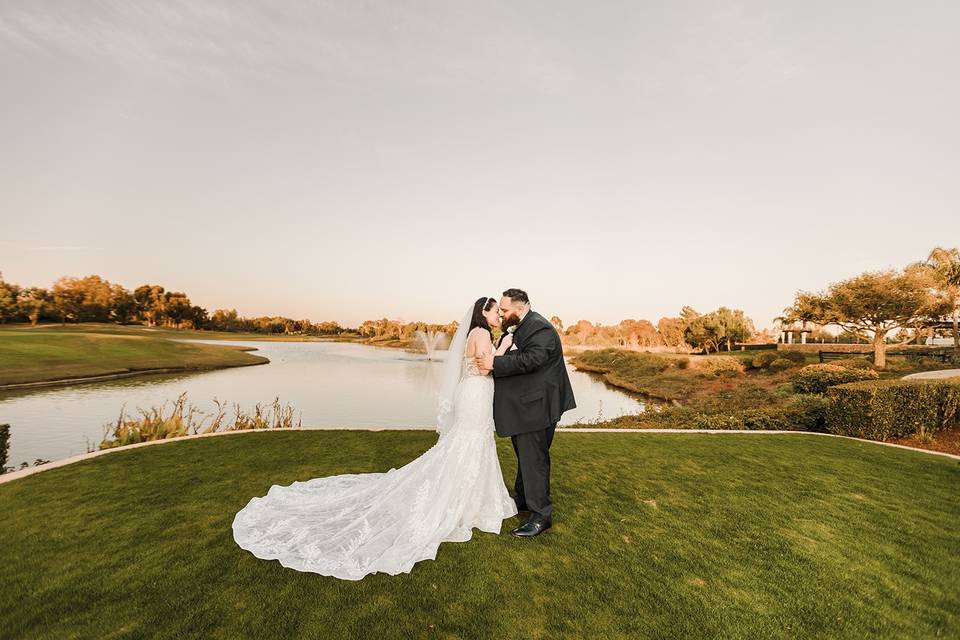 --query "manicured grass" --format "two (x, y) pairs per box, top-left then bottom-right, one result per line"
(0, 329), (268, 385)
(1, 431), (957, 639)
